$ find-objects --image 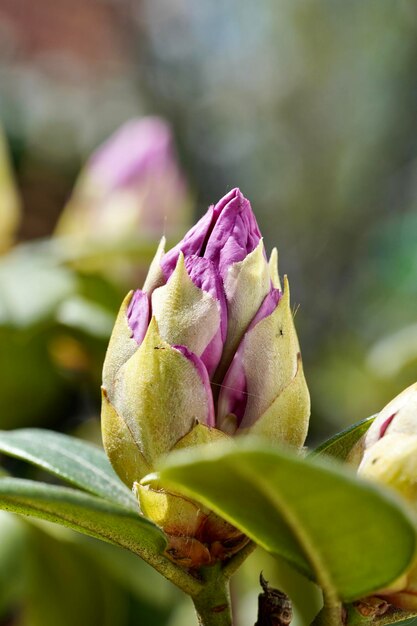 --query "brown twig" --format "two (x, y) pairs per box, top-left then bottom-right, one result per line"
(254, 573), (293, 626)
